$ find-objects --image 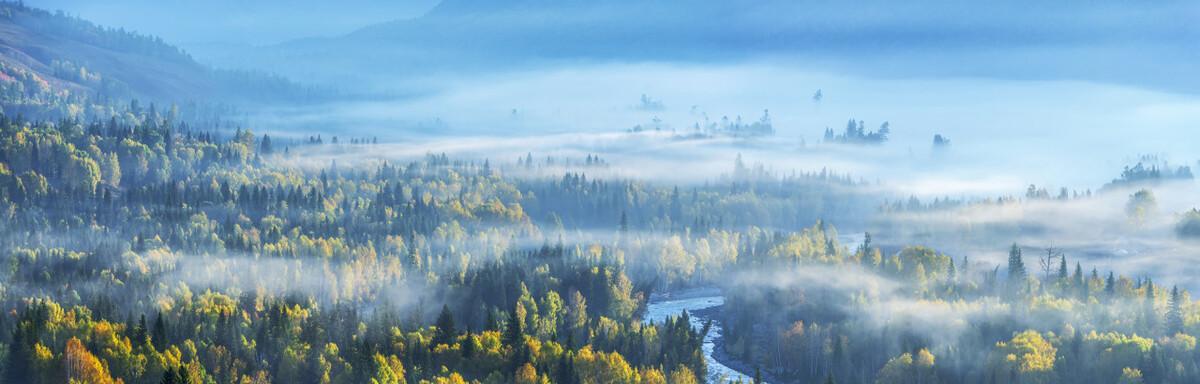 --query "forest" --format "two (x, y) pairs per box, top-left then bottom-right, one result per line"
(2, 92), (1199, 384)
(3, 1), (1200, 384)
